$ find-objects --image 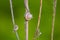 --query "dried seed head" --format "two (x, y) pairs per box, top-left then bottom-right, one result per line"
(24, 12), (32, 21)
(14, 25), (18, 32)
